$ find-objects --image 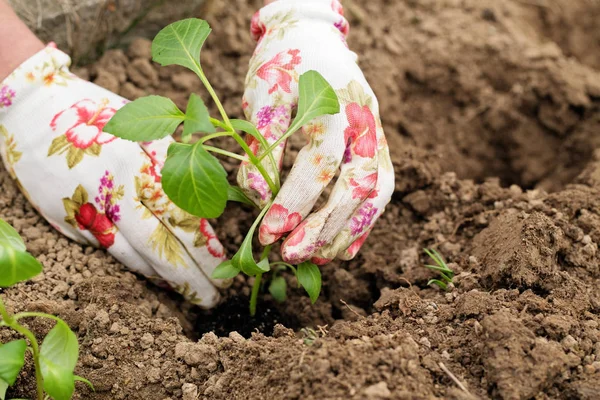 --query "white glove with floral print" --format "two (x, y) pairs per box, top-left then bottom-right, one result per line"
(239, 0), (394, 265)
(0, 45), (228, 308)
